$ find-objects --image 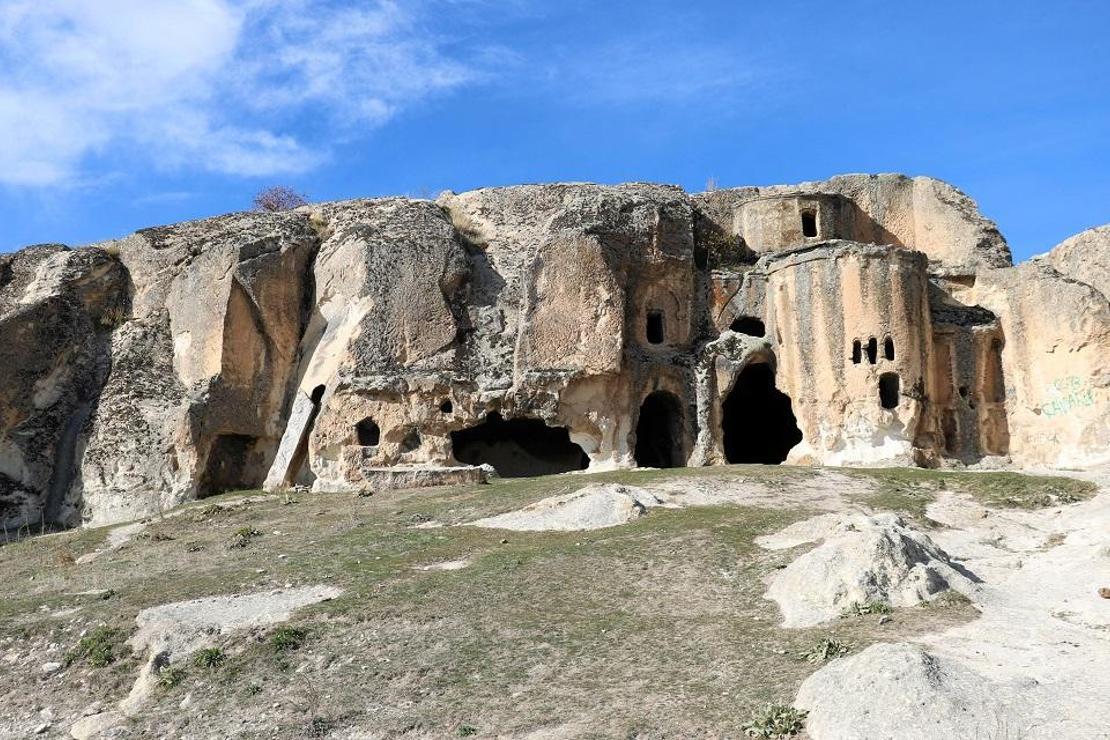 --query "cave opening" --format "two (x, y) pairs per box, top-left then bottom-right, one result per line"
(729, 316), (766, 337)
(851, 339), (862, 364)
(451, 412), (589, 477)
(199, 434), (264, 498)
(721, 363), (802, 464)
(884, 336), (895, 361)
(633, 391), (685, 469)
(879, 372), (900, 409)
(355, 417), (380, 446)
